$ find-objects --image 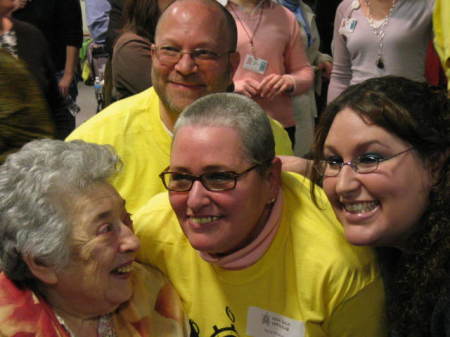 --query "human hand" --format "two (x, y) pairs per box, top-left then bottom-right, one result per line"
(259, 74), (294, 99)
(278, 155), (312, 176)
(234, 79), (260, 98)
(318, 61), (333, 79)
(58, 73), (73, 97)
